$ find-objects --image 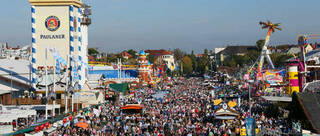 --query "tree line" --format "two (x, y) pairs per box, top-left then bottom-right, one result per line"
(88, 39), (293, 76)
(173, 39), (293, 76)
